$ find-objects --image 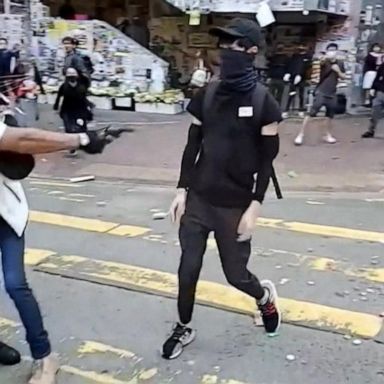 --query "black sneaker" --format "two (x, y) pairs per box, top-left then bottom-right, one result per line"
(162, 323), (196, 360)
(362, 130), (375, 138)
(0, 342), (21, 366)
(257, 280), (281, 334)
